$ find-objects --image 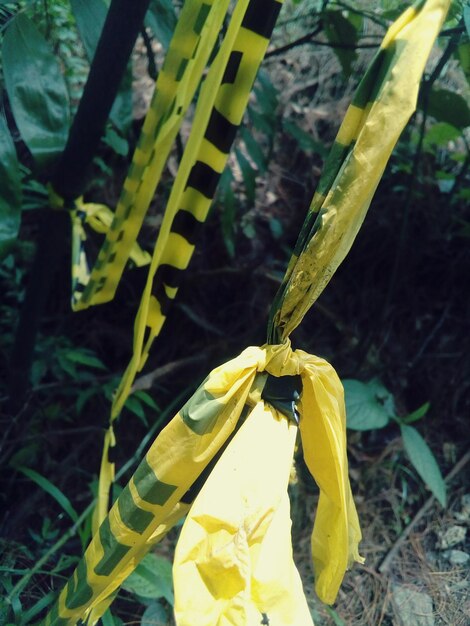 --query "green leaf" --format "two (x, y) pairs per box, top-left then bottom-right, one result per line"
(21, 591), (55, 623)
(426, 88), (470, 130)
(2, 14), (70, 169)
(283, 119), (327, 156)
(464, 4), (470, 39)
(240, 127), (266, 173)
(141, 601), (169, 626)
(101, 609), (124, 626)
(400, 424), (446, 506)
(133, 390), (159, 411)
(235, 147), (256, 204)
(269, 217), (283, 240)
(323, 10), (358, 77)
(423, 122), (461, 149)
(65, 349), (106, 369)
(122, 553), (174, 605)
(125, 396), (148, 424)
(70, 0), (108, 61)
(343, 378), (395, 430)
(401, 402), (430, 424)
(146, 0), (178, 51)
(0, 110), (22, 258)
(15, 466), (79, 523)
(104, 127), (129, 156)
(253, 71), (278, 116)
(325, 606), (347, 626)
